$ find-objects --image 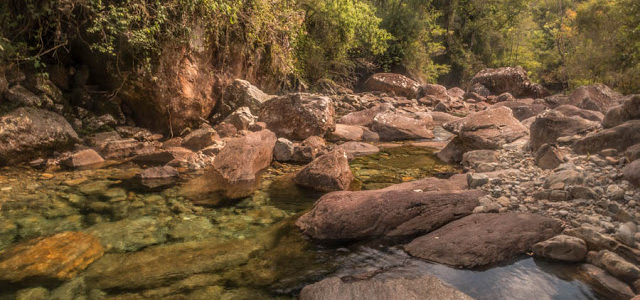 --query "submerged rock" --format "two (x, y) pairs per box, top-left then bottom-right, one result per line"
(296, 189), (482, 241)
(0, 232), (104, 283)
(0, 107), (79, 165)
(85, 217), (168, 253)
(136, 166), (180, 189)
(405, 213), (562, 268)
(294, 150), (353, 192)
(61, 149), (105, 168)
(300, 273), (472, 300)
